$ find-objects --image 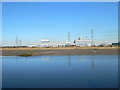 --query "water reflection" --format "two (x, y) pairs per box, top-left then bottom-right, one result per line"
(15, 55), (95, 70)
(3, 55), (118, 88)
(16, 56), (18, 64)
(41, 56), (49, 61)
(92, 55), (95, 70)
(68, 55), (71, 67)
(15, 56), (30, 64)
